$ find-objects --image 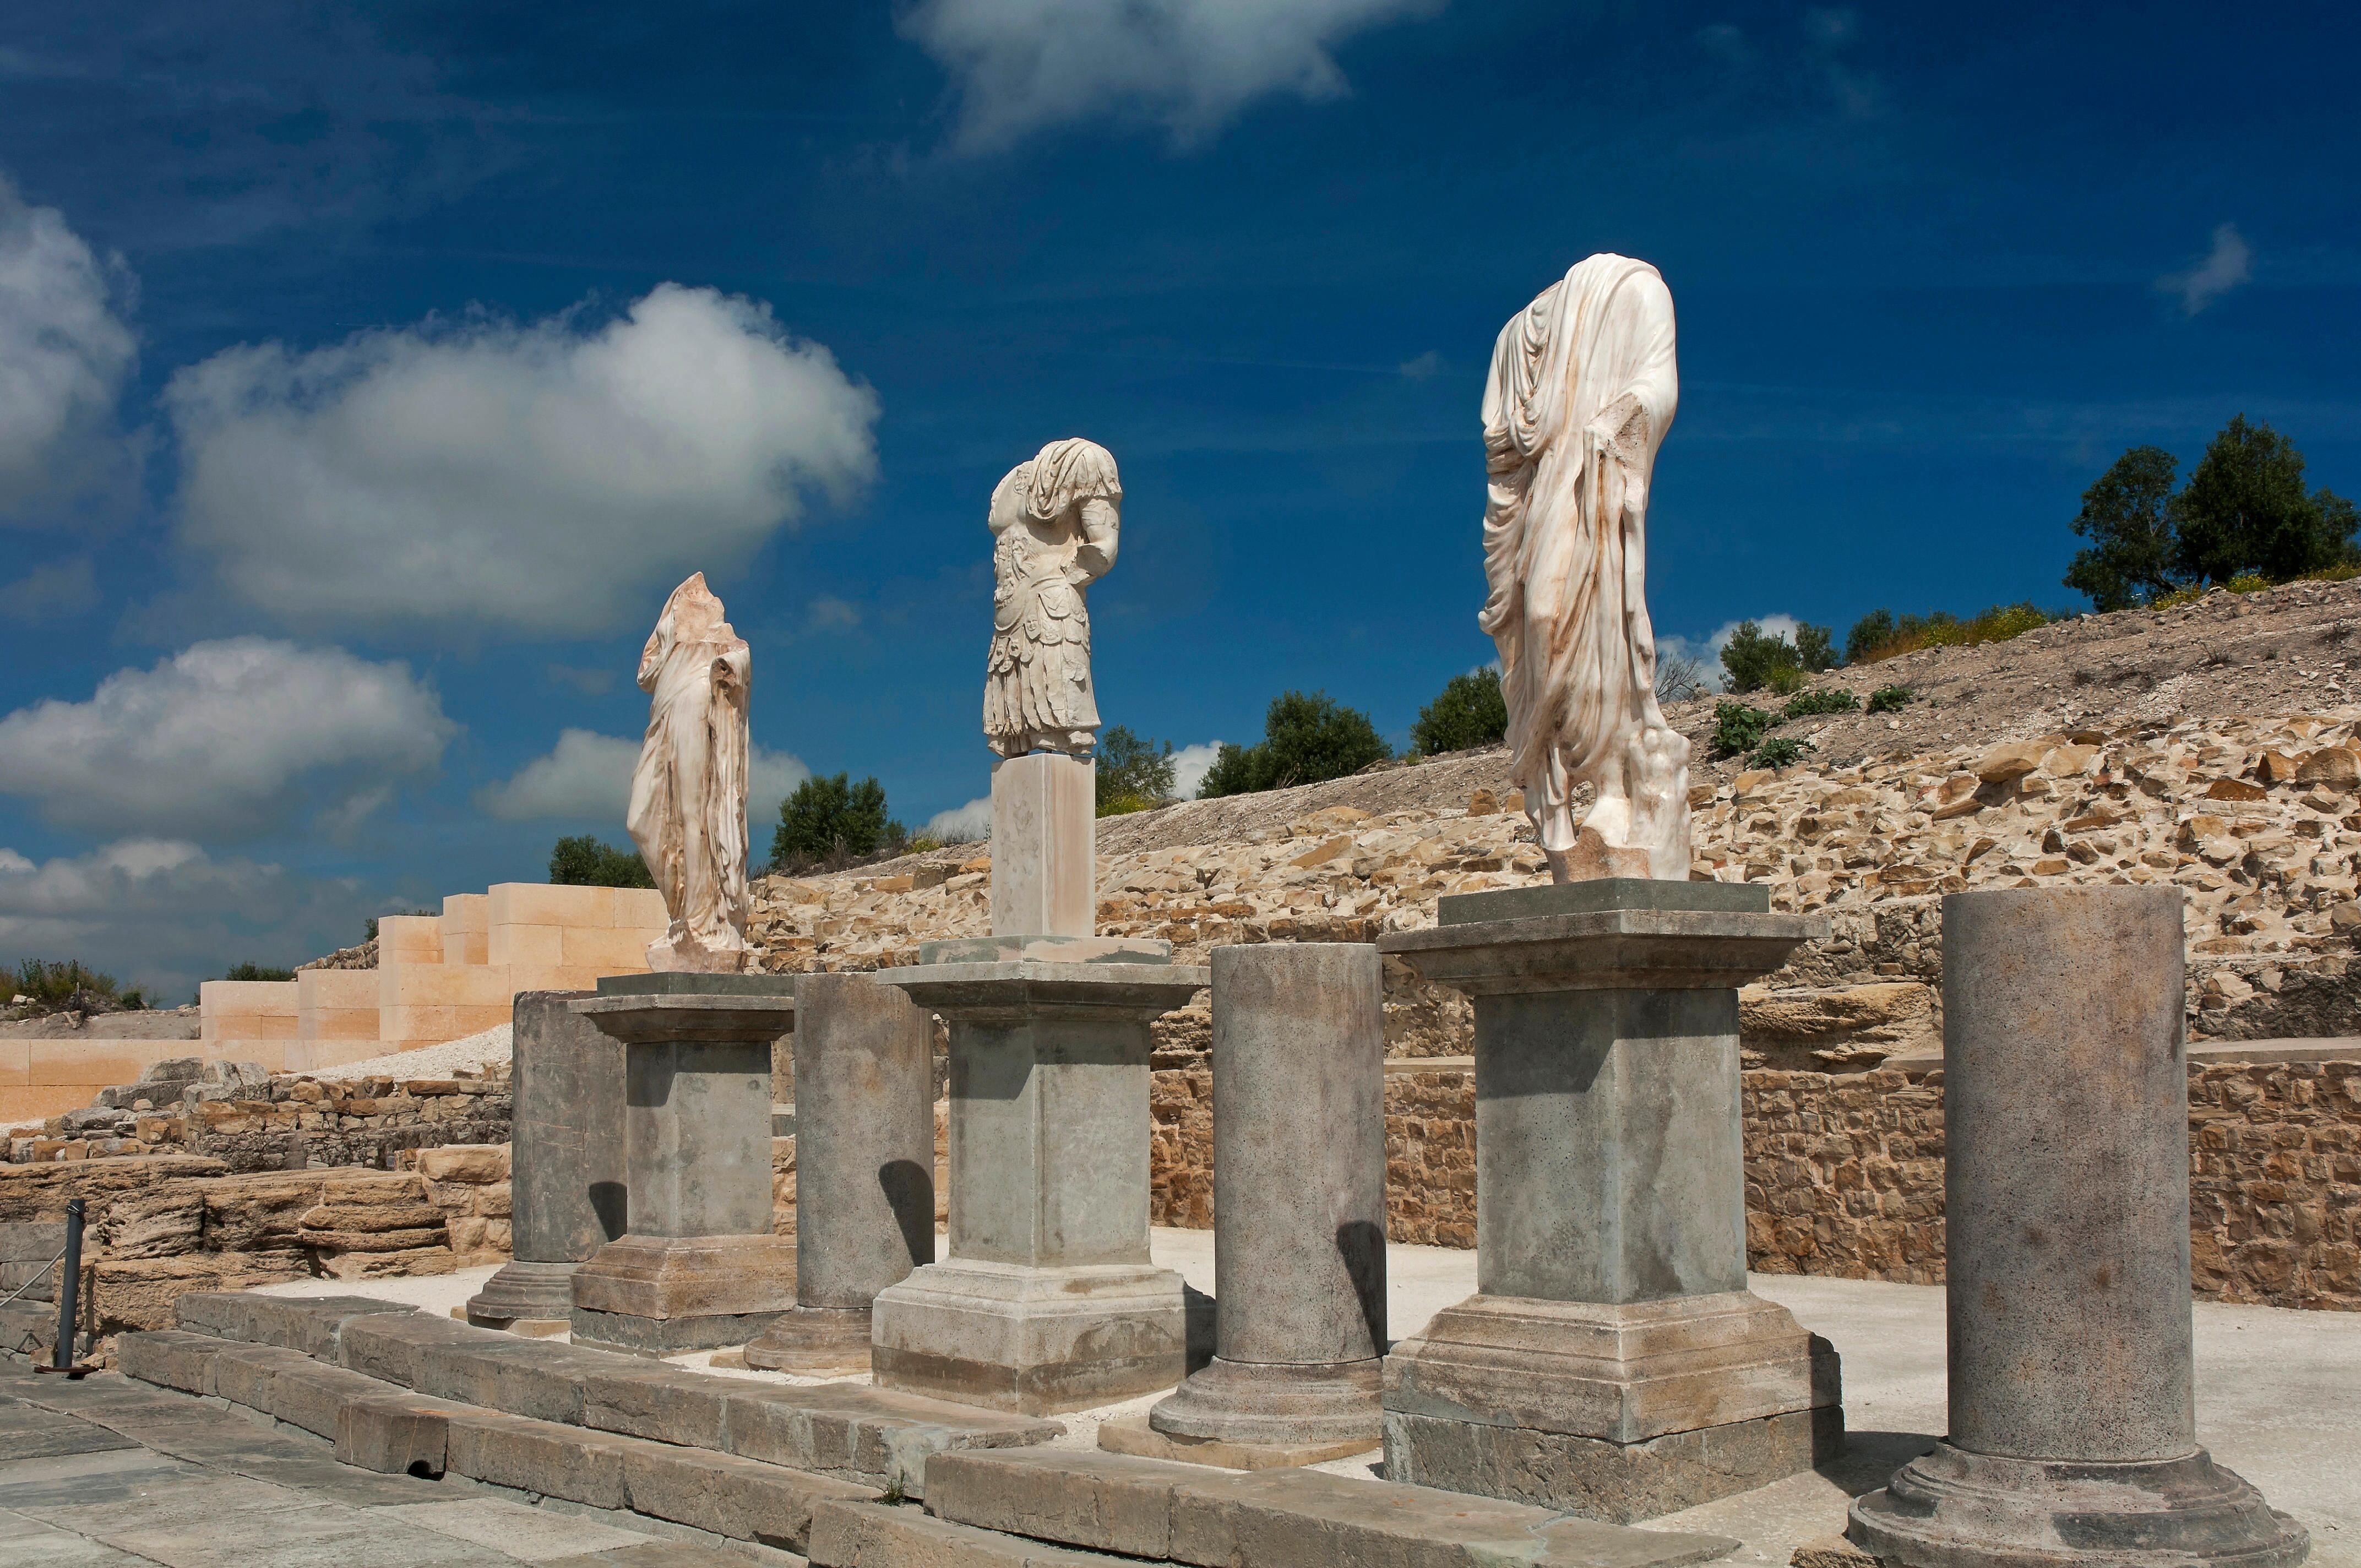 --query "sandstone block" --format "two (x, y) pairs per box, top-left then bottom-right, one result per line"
(410, 1337), (602, 1425)
(578, 1363), (733, 1449)
(723, 1383), (1061, 1495)
(113, 1329), (230, 1396)
(335, 1392), (462, 1477)
(336, 1310), (491, 1387)
(415, 1145), (509, 1183)
(807, 1501), (1135, 1567)
(266, 1357), (402, 1438)
(206, 1341), (316, 1413)
(621, 1442), (873, 1553)
(443, 1409), (633, 1509)
(925, 1448), (1179, 1559)
(1974, 742), (2043, 783)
